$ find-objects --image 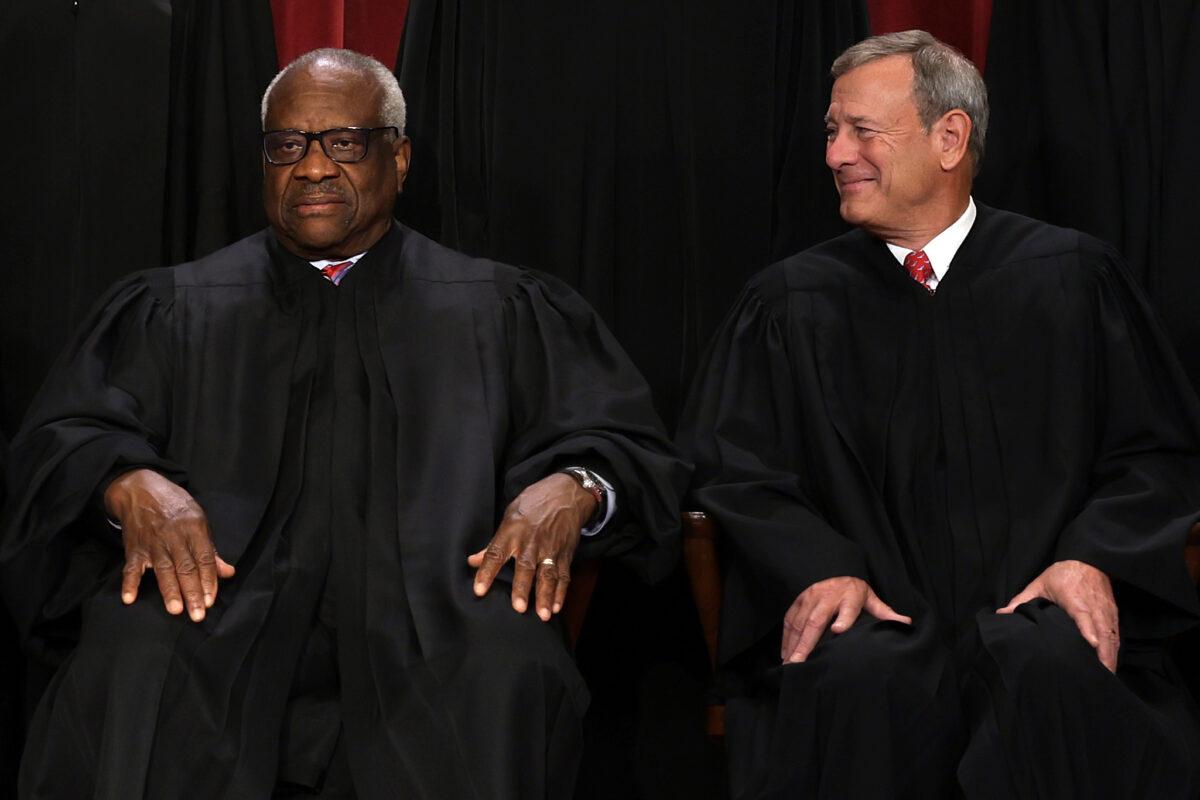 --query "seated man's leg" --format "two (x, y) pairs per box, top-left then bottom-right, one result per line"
(726, 618), (961, 800)
(962, 600), (1200, 799)
(344, 594), (588, 800)
(20, 586), (179, 799)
